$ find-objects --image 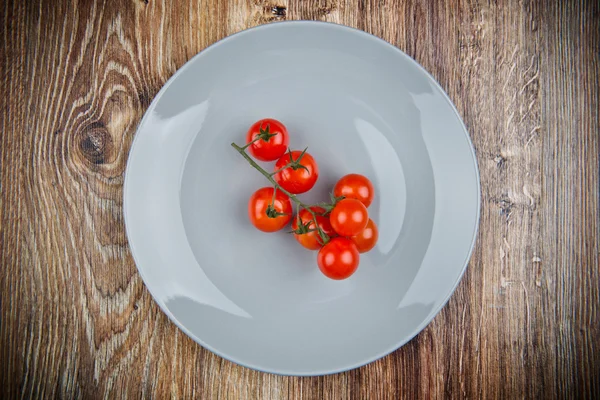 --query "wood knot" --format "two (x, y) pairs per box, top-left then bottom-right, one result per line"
(271, 6), (286, 17)
(494, 154), (506, 169)
(497, 193), (514, 218)
(319, 6), (334, 15)
(79, 121), (114, 165)
(251, 1), (286, 22)
(319, 1), (338, 15)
